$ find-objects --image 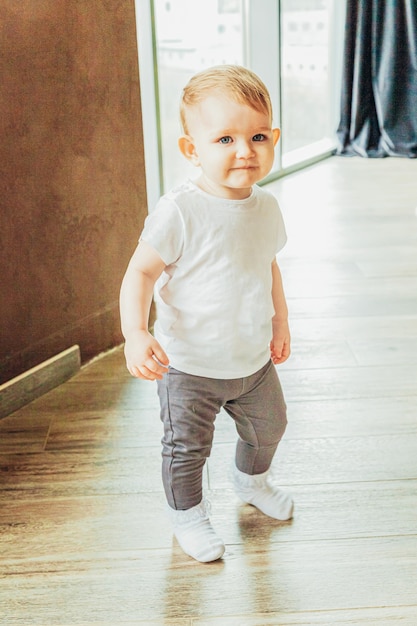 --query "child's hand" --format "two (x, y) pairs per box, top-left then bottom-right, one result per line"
(124, 330), (169, 380)
(270, 321), (291, 365)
